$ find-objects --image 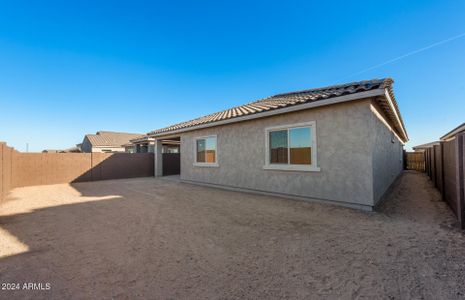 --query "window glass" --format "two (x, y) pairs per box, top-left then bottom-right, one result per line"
(196, 139), (206, 162)
(269, 130), (288, 164)
(196, 137), (216, 163)
(205, 137), (216, 163)
(289, 127), (312, 165)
